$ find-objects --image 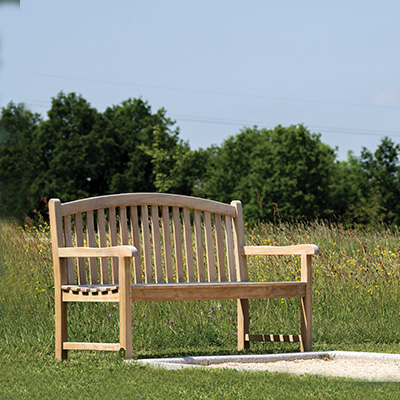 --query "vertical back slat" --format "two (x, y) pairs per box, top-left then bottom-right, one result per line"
(151, 206), (163, 283)
(130, 206), (142, 284)
(225, 216), (236, 282)
(141, 205), (153, 283)
(63, 215), (75, 285)
(97, 208), (109, 284)
(86, 210), (98, 284)
(120, 206), (130, 284)
(204, 212), (216, 282)
(172, 207), (184, 282)
(231, 201), (248, 282)
(109, 207), (119, 283)
(214, 214), (226, 282)
(74, 213), (86, 285)
(183, 208), (195, 282)
(120, 207), (129, 245)
(194, 209), (205, 282)
(162, 206), (174, 283)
